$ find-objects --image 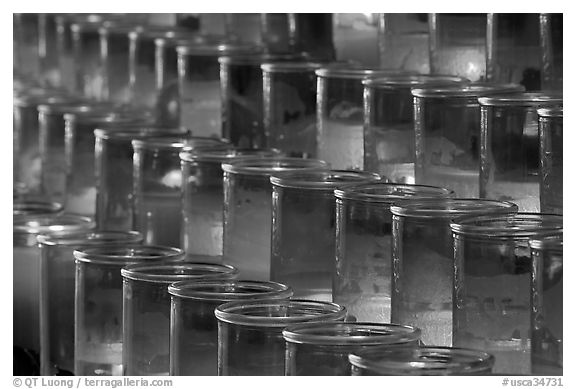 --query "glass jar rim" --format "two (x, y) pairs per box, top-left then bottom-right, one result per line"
(14, 93), (71, 108)
(64, 110), (154, 125)
(529, 234), (563, 250)
(334, 182), (453, 203)
(179, 147), (281, 163)
(270, 170), (381, 190)
(168, 279), (293, 301)
(219, 52), (307, 65)
(121, 262), (238, 283)
(73, 244), (185, 265)
(282, 322), (421, 346)
(411, 83), (524, 99)
(13, 200), (64, 216)
(261, 61), (325, 73)
(132, 26), (195, 41)
(538, 107), (563, 118)
(98, 22), (144, 35)
(390, 198), (518, 219)
(221, 157), (328, 176)
(132, 136), (229, 150)
(94, 127), (191, 140)
(362, 74), (469, 88)
(37, 99), (96, 114)
(13, 214), (95, 235)
(215, 299), (347, 327)
(37, 230), (142, 247)
(315, 67), (411, 80)
(450, 213), (563, 238)
(348, 346), (494, 375)
(176, 42), (260, 56)
(478, 92), (563, 107)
